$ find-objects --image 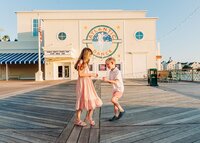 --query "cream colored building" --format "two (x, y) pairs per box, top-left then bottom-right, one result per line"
(0, 10), (160, 80)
